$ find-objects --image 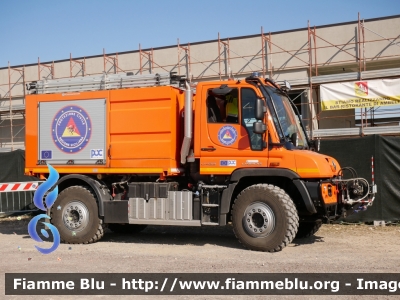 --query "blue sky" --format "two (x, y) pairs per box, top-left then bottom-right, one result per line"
(1, 0), (399, 67)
